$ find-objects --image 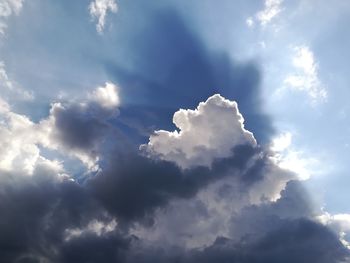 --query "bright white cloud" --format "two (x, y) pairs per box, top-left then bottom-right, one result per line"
(89, 0), (117, 33)
(270, 132), (320, 180)
(0, 0), (24, 35)
(142, 94), (256, 169)
(284, 45), (327, 103)
(89, 82), (120, 109)
(0, 97), (64, 176)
